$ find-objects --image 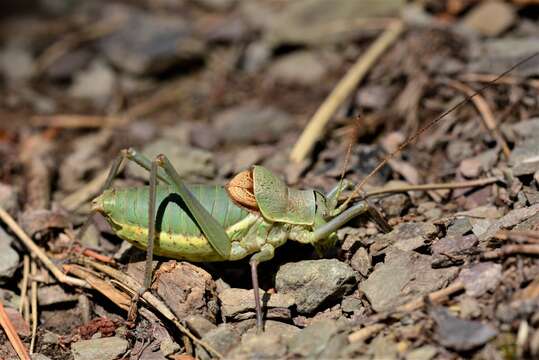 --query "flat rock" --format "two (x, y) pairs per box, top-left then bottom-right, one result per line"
(275, 259), (357, 314)
(0, 45), (34, 81)
(405, 345), (438, 360)
(266, 0), (404, 46)
(37, 285), (79, 306)
(227, 332), (286, 359)
(509, 138), (539, 176)
(458, 149), (498, 178)
(287, 320), (340, 358)
(69, 60), (115, 105)
(460, 0), (515, 37)
(432, 307), (497, 351)
(511, 118), (539, 139)
(350, 247), (371, 277)
(153, 261), (217, 321)
(0, 183), (18, 214)
(98, 4), (205, 75)
(213, 102), (294, 144)
(268, 51), (327, 86)
(470, 37), (539, 77)
(242, 320), (300, 341)
(196, 324), (240, 360)
(458, 262), (502, 297)
(432, 234), (478, 256)
(360, 249), (458, 312)
(479, 204), (539, 241)
(127, 139), (215, 180)
(370, 222), (438, 255)
(71, 337), (128, 360)
(184, 315), (217, 337)
(0, 227), (19, 284)
(219, 288), (295, 321)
